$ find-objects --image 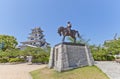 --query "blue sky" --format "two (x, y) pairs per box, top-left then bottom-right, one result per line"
(0, 0), (120, 47)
